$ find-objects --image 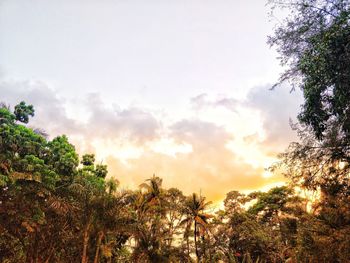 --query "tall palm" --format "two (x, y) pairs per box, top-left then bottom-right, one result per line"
(68, 173), (106, 263)
(132, 175), (167, 261)
(138, 175), (165, 215)
(92, 185), (133, 263)
(181, 193), (212, 262)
